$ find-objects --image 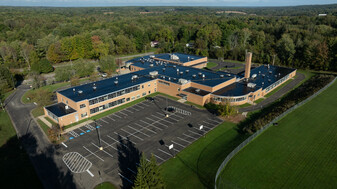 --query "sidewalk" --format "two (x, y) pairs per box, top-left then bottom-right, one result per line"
(61, 120), (94, 134)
